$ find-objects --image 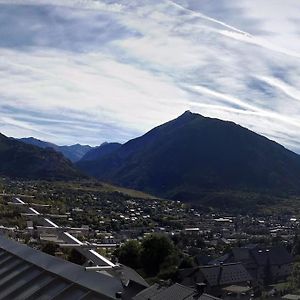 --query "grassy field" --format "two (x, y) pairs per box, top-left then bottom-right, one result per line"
(52, 180), (159, 200)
